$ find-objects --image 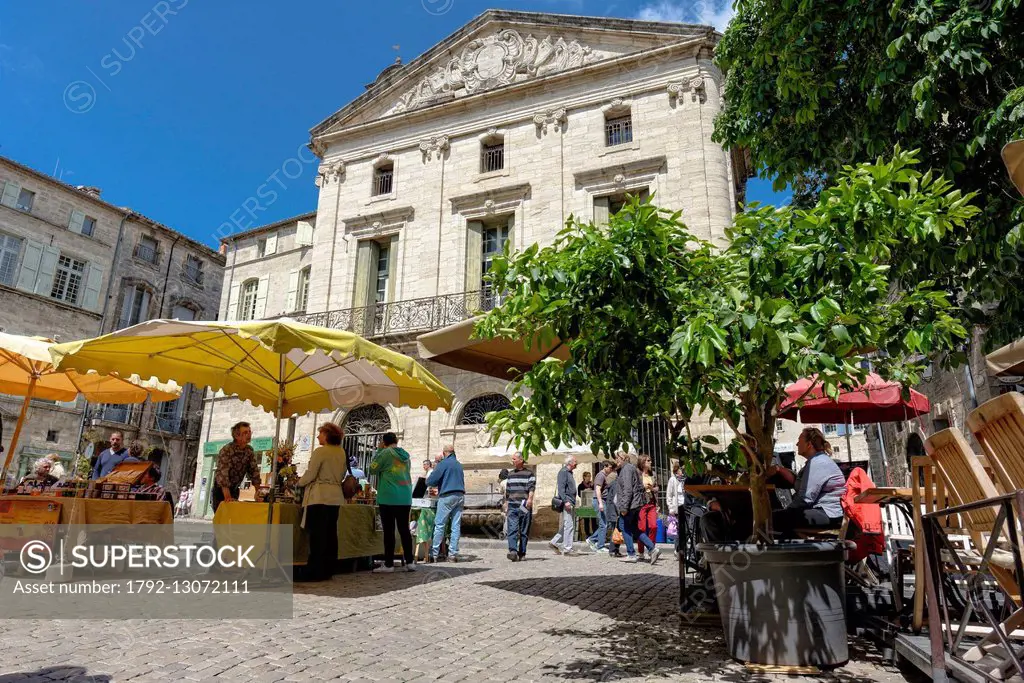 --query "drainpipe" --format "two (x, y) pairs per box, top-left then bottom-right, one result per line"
(157, 233), (183, 314)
